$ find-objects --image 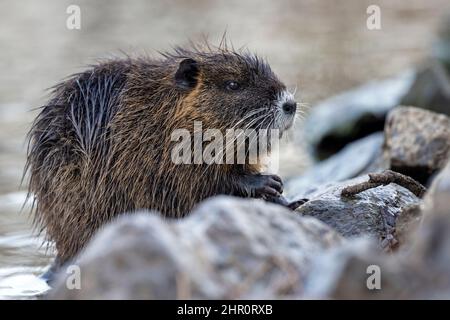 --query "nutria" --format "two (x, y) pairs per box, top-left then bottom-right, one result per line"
(26, 44), (303, 265)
